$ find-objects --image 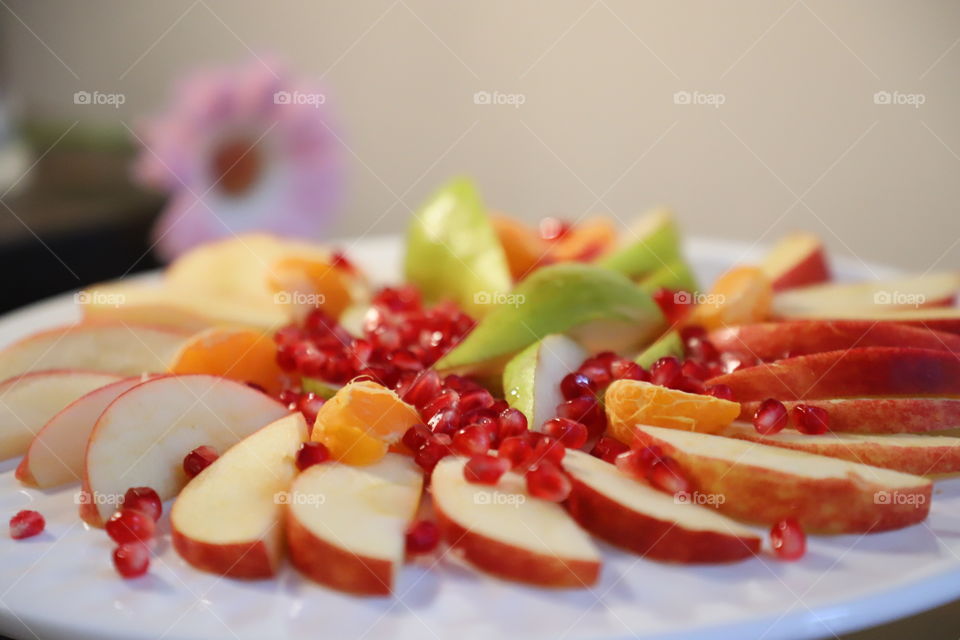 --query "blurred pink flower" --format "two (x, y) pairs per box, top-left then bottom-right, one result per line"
(132, 60), (342, 261)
